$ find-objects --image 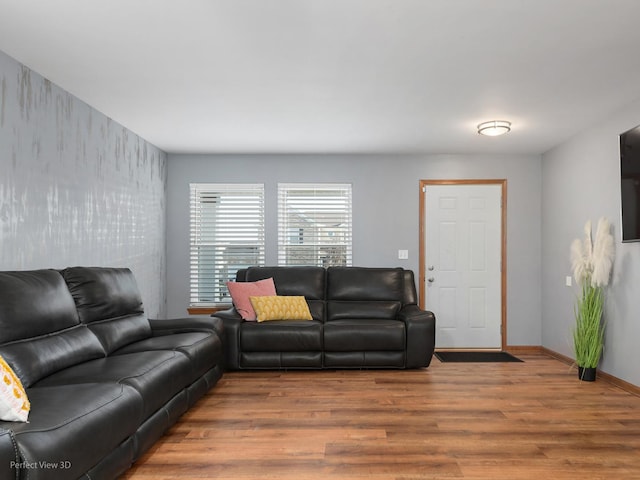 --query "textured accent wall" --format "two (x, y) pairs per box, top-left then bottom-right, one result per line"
(0, 50), (167, 316)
